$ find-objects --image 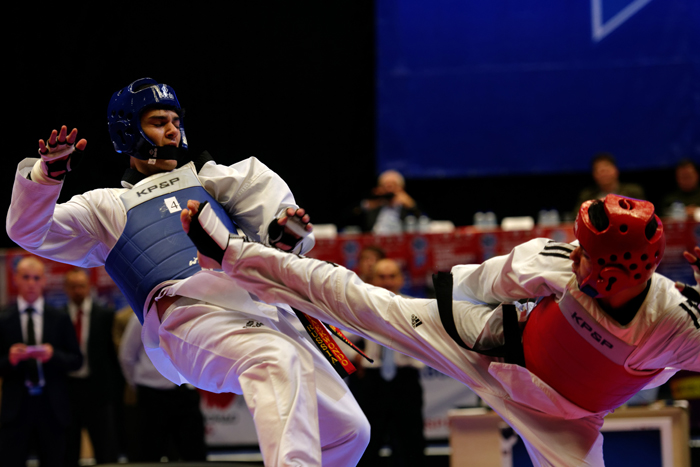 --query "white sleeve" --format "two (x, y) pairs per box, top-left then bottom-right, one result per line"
(451, 237), (574, 304)
(198, 157), (314, 255)
(631, 314), (700, 373)
(630, 281), (700, 373)
(658, 320), (700, 373)
(7, 158), (125, 267)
